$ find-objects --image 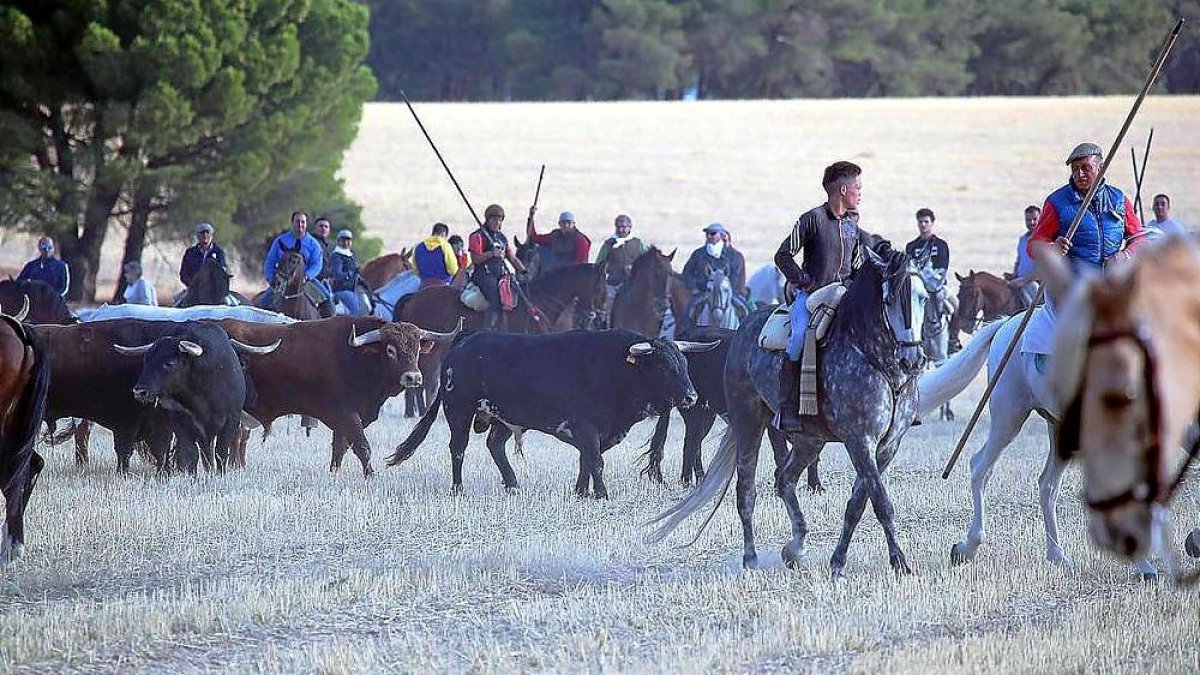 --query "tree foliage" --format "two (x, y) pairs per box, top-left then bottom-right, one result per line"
(0, 0), (375, 301)
(365, 0), (1192, 102)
